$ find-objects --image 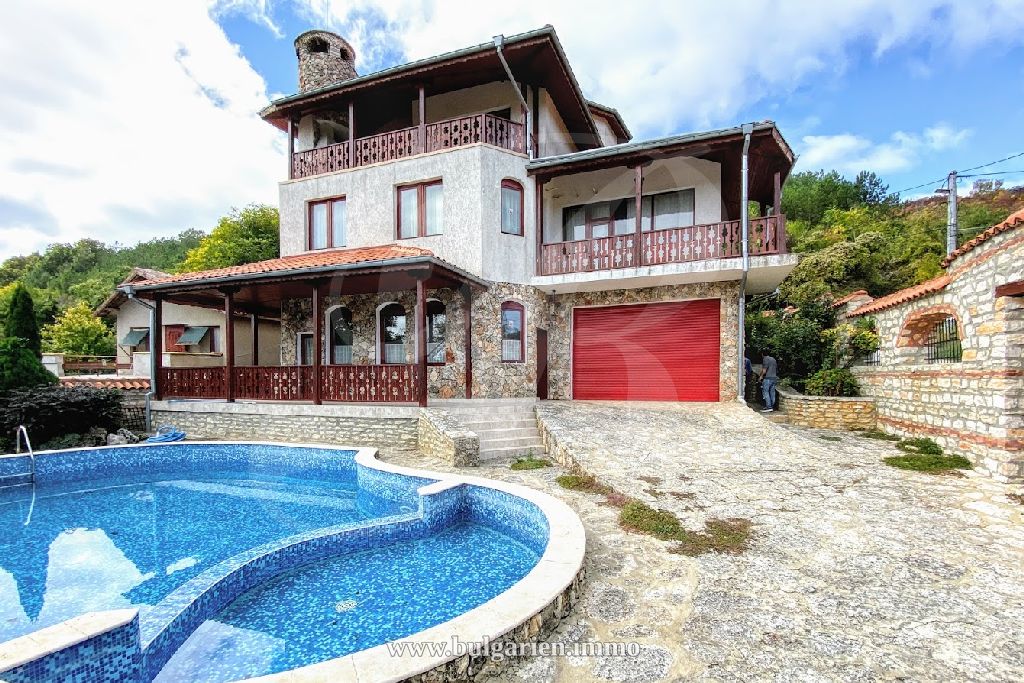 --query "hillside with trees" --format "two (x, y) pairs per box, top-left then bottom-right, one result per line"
(0, 205), (279, 354)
